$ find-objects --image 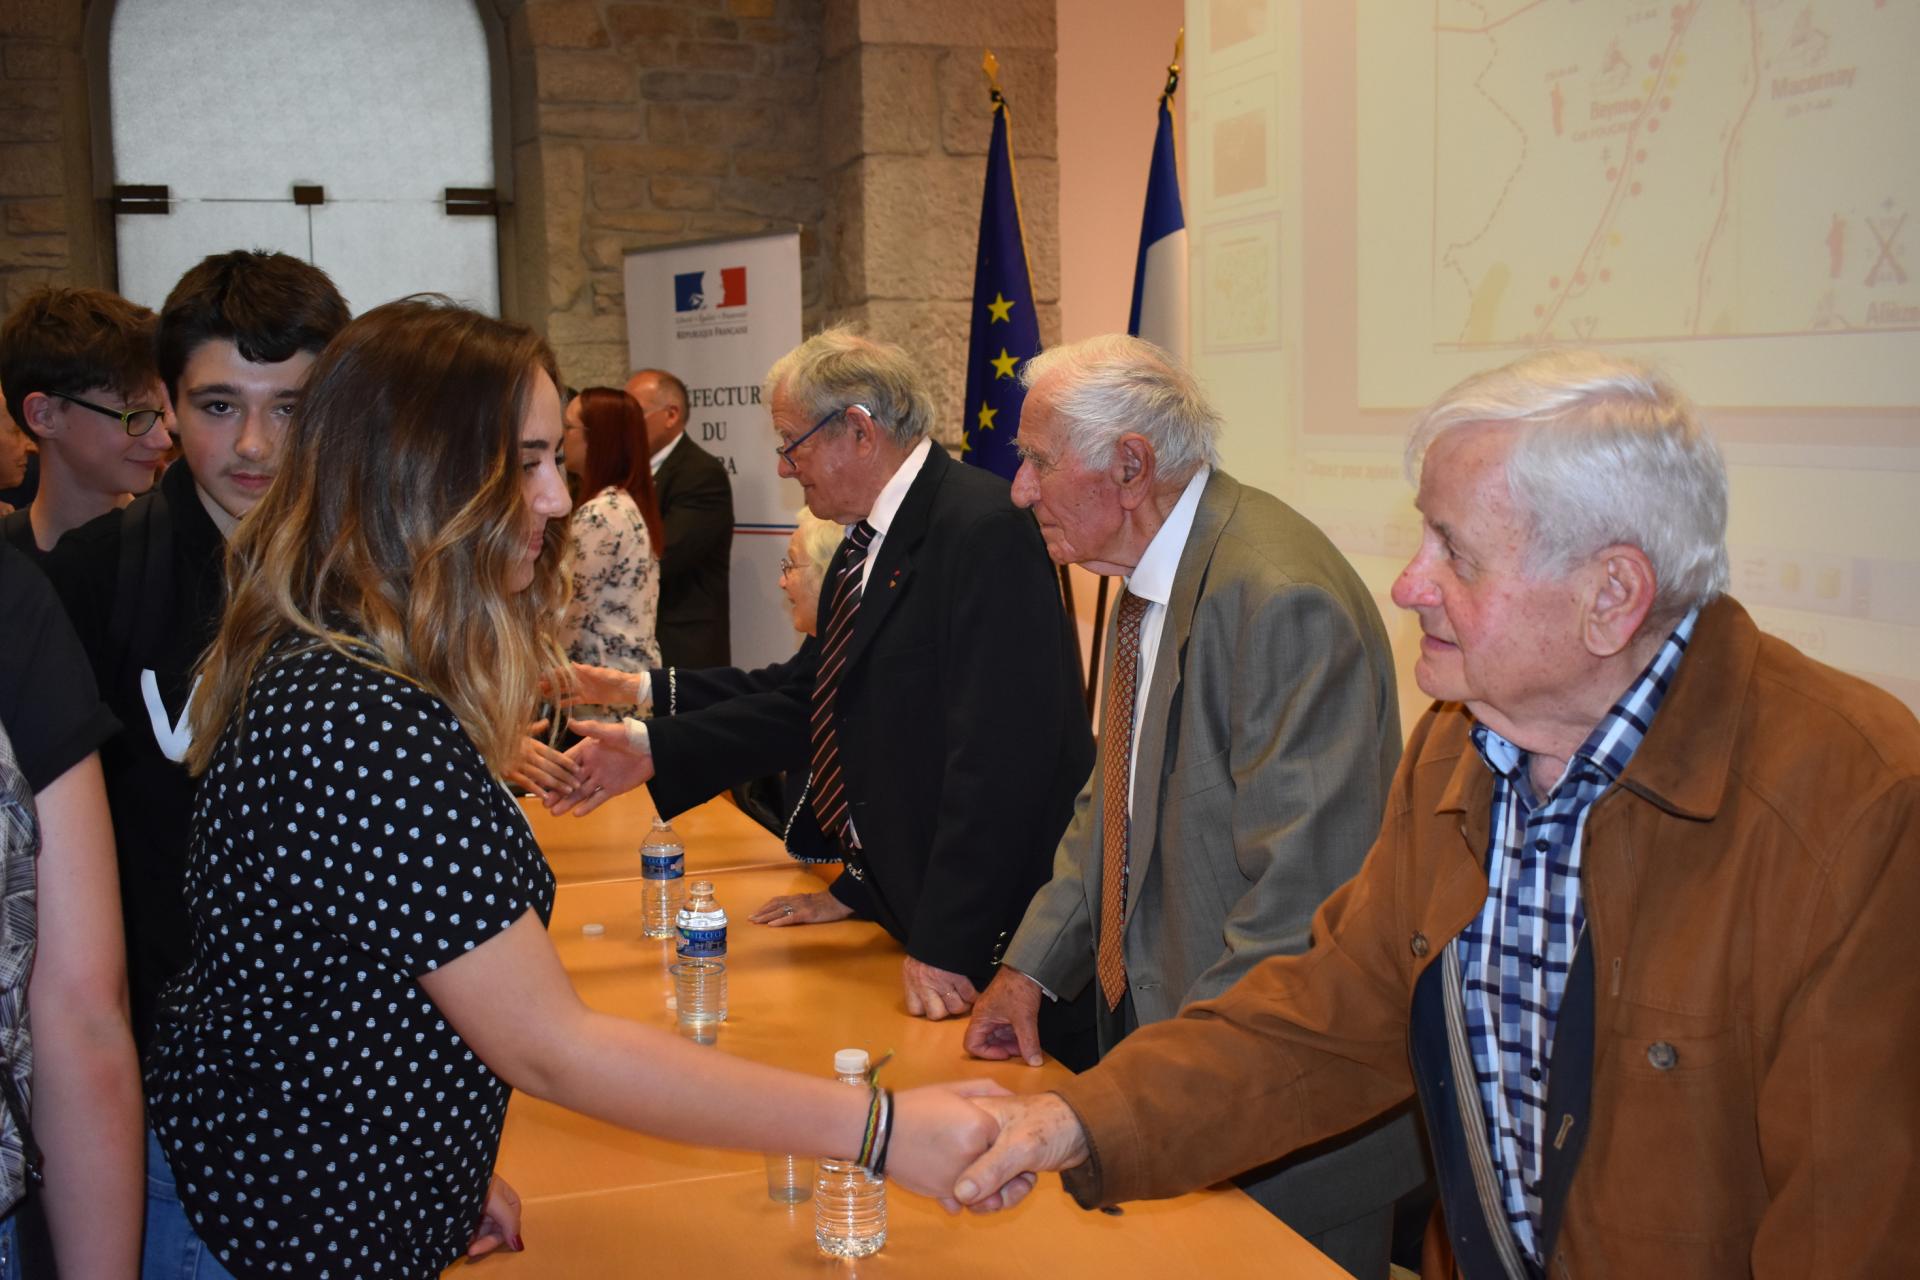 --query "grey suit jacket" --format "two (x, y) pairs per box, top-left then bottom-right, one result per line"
(1002, 468), (1427, 1233)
